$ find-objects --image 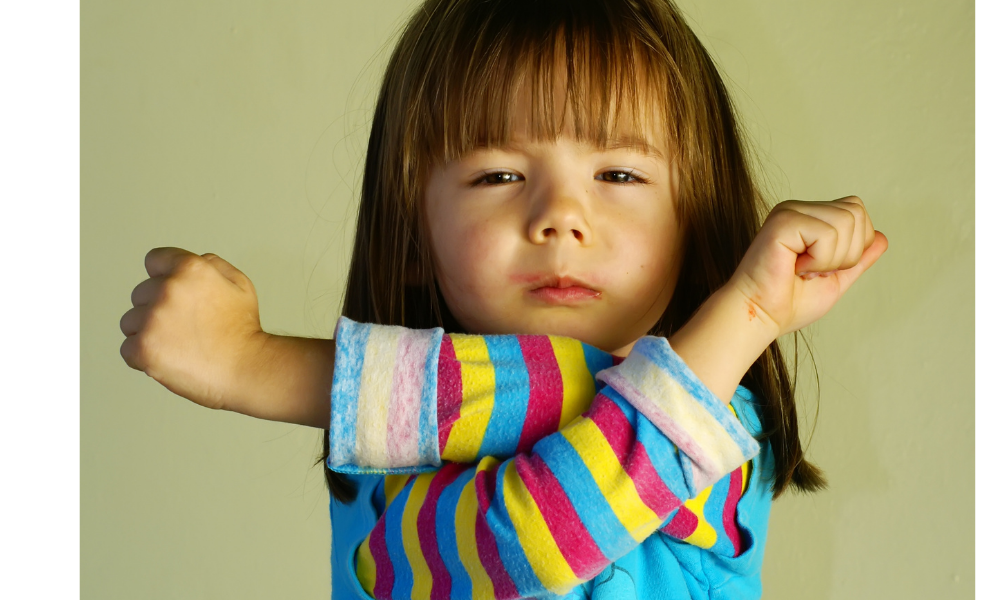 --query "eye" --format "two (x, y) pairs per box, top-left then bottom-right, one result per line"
(473, 170), (523, 186)
(598, 169), (647, 184)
